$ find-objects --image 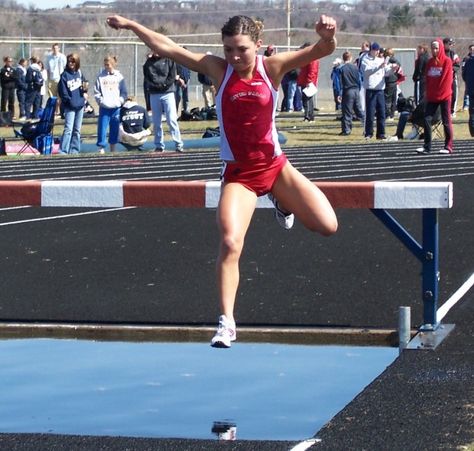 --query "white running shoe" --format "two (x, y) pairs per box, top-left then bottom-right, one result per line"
(211, 315), (236, 348)
(416, 147), (431, 154)
(267, 193), (294, 230)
